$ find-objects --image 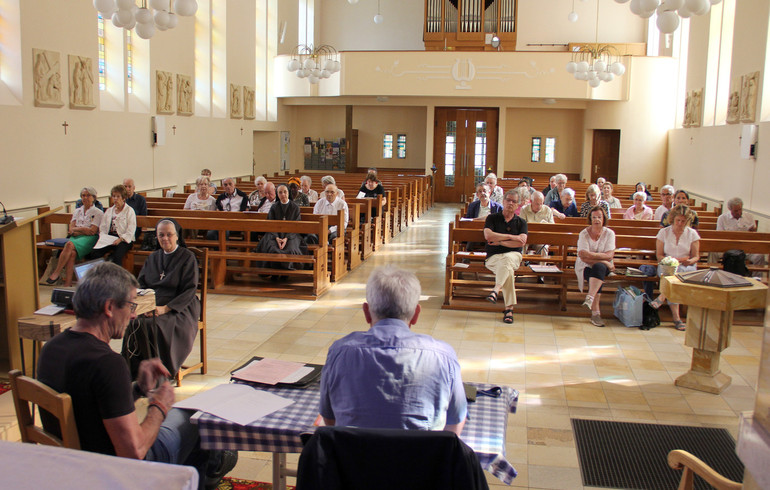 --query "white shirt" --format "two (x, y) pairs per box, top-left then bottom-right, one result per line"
(656, 226), (700, 259)
(184, 194), (216, 211)
(477, 203), (492, 220)
(575, 227), (616, 292)
(220, 192), (244, 212)
(313, 197), (349, 235)
(519, 204), (554, 224)
(72, 205), (103, 229)
(96, 205), (136, 246)
(653, 204), (670, 221)
(304, 189), (319, 204)
(717, 211), (755, 231)
(257, 198), (275, 213)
